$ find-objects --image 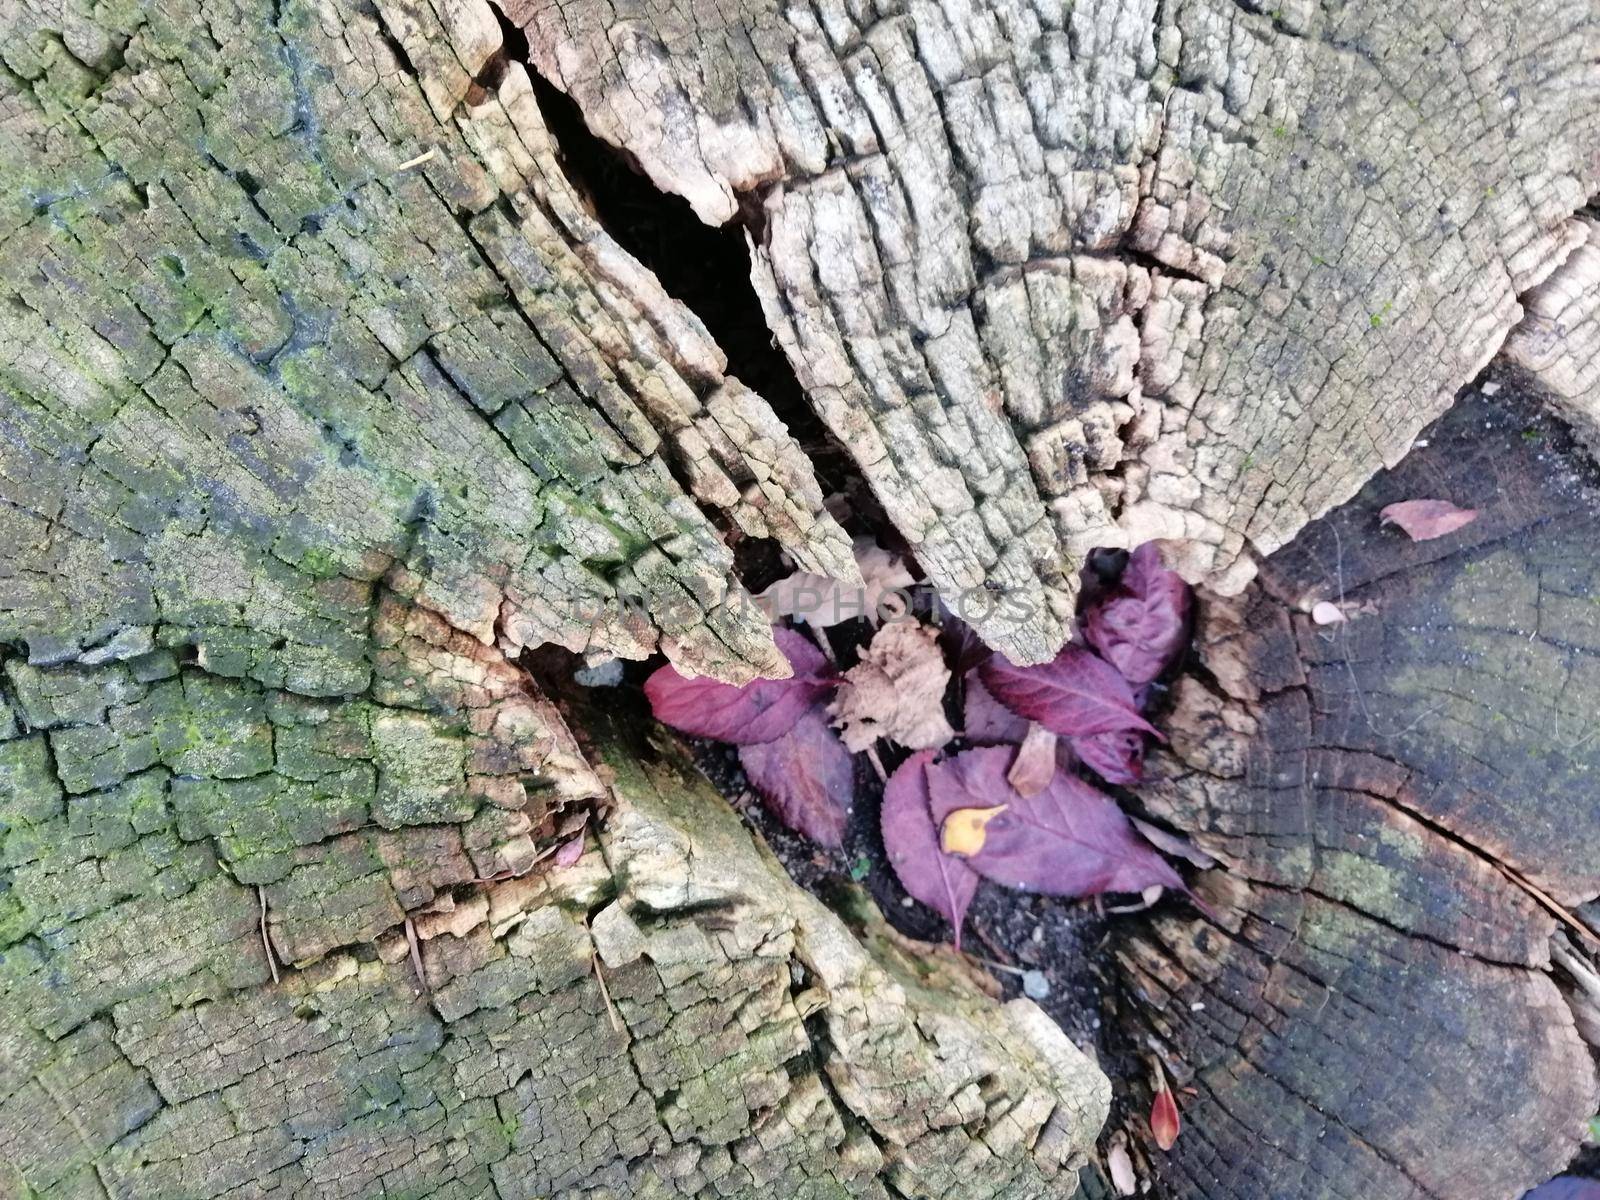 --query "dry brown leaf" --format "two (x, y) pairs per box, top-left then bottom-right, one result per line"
(940, 804), (1009, 855)
(1007, 723), (1059, 796)
(756, 536), (914, 627)
(829, 622), (954, 751)
(1379, 497), (1479, 541)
